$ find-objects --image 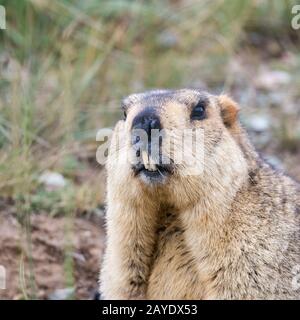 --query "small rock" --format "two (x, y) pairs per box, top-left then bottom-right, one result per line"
(93, 207), (105, 218)
(253, 132), (272, 149)
(48, 287), (75, 300)
(255, 69), (291, 91)
(157, 30), (179, 48)
(71, 252), (86, 263)
(38, 171), (67, 190)
(264, 155), (284, 170)
(246, 115), (270, 133)
(267, 92), (286, 108)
